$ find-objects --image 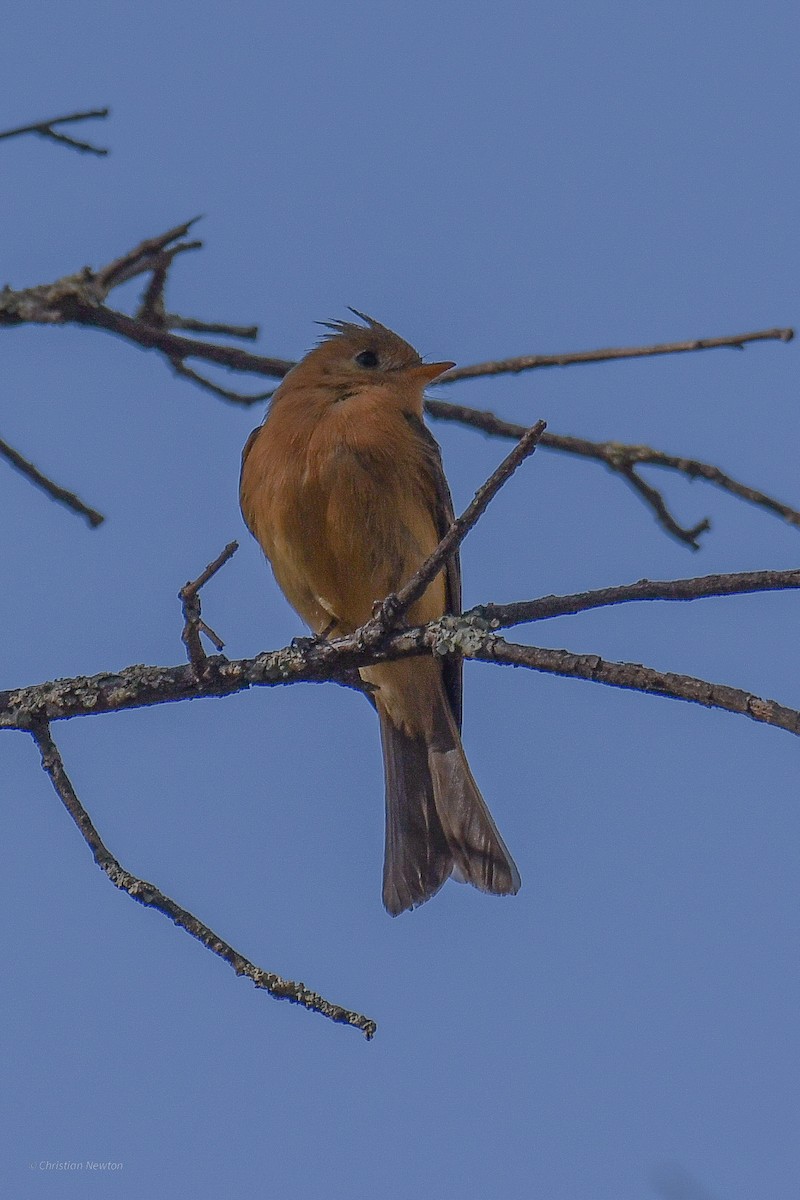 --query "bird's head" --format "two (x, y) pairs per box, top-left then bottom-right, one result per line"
(286, 310), (454, 398)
